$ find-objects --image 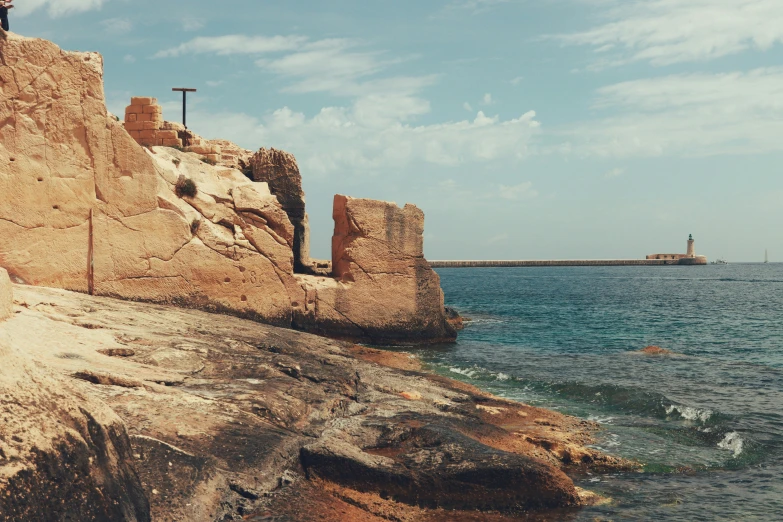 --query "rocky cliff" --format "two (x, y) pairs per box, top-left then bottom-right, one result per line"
(0, 33), (453, 344)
